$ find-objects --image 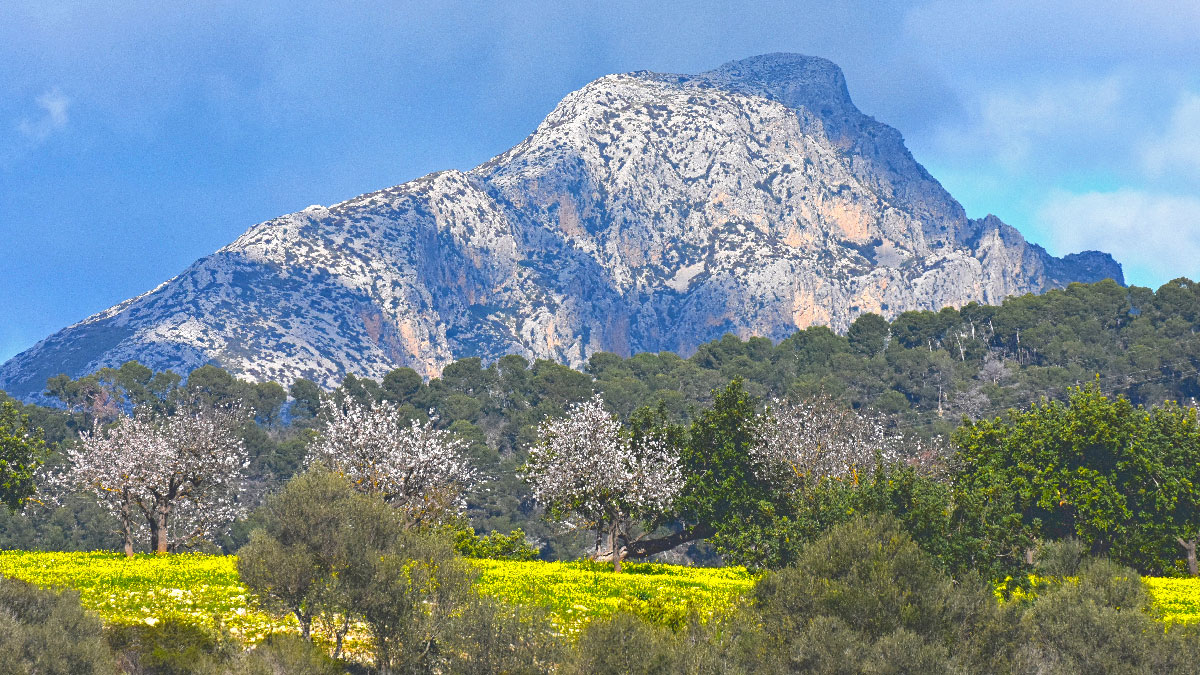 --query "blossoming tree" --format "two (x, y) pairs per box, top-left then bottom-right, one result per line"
(751, 395), (905, 490)
(63, 403), (249, 555)
(523, 395), (683, 572)
(307, 399), (473, 528)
